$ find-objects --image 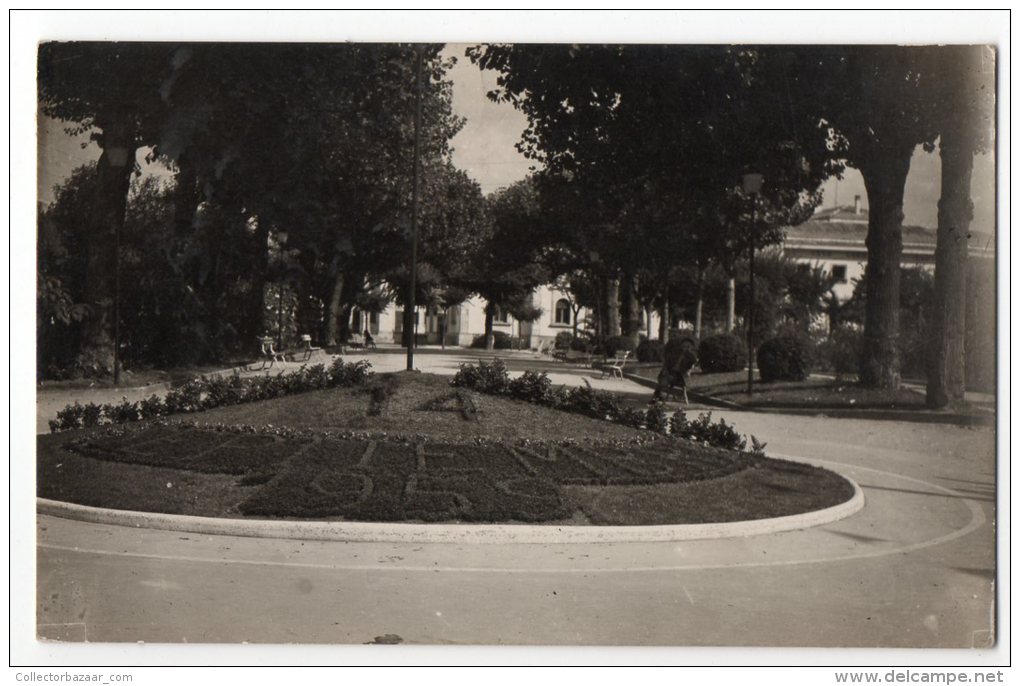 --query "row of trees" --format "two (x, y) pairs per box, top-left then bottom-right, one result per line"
(38, 43), (993, 409)
(468, 44), (994, 406)
(38, 43), (536, 377)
